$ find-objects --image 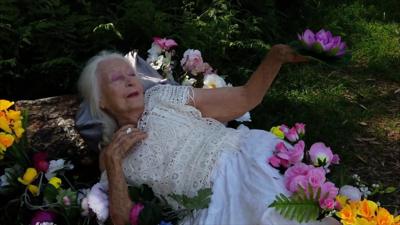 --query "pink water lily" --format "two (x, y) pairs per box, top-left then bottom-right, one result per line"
(298, 28), (347, 57)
